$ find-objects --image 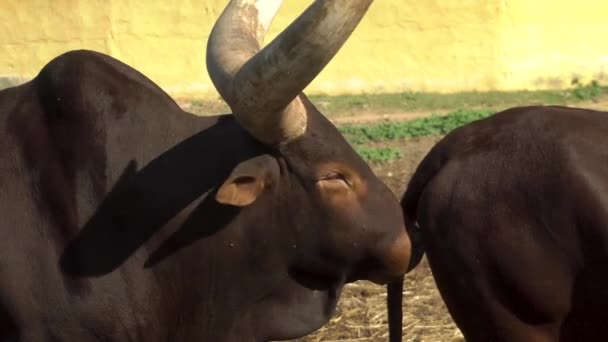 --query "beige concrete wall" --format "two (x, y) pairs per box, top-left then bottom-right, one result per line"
(1, 1), (607, 98)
